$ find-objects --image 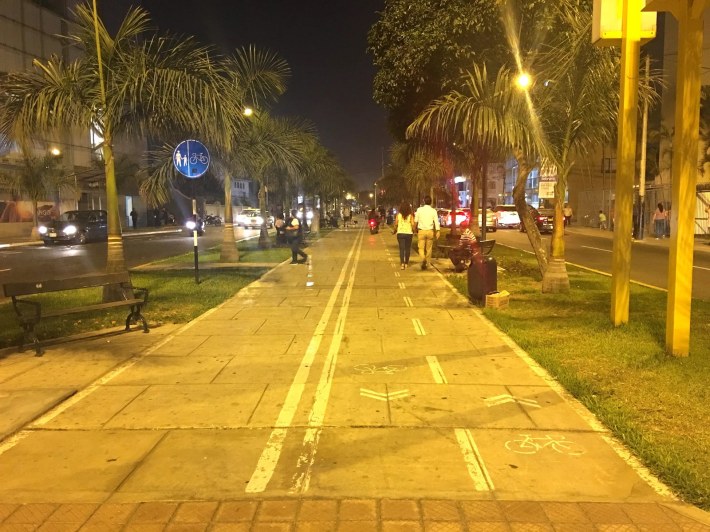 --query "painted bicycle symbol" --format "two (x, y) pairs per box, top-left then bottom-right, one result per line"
(189, 152), (209, 164)
(504, 434), (586, 456)
(353, 364), (407, 375)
